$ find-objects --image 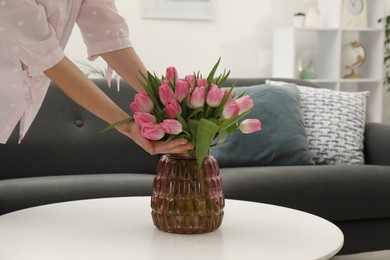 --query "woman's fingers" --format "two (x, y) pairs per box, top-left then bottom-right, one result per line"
(153, 139), (194, 154)
(118, 121), (193, 155)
